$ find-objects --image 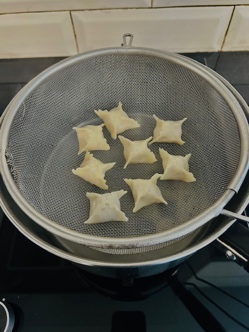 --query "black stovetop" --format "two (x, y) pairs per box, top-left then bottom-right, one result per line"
(1, 213), (249, 332)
